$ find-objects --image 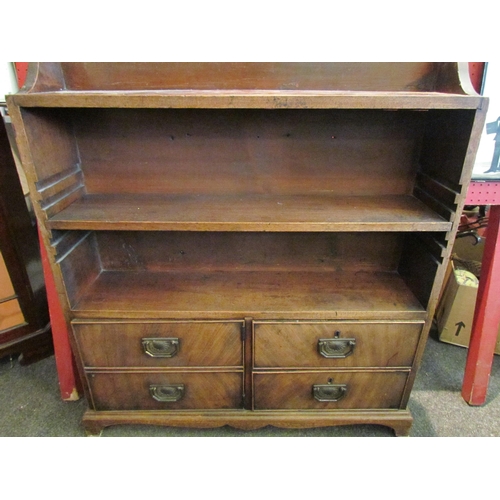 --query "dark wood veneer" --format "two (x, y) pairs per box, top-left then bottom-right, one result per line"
(253, 322), (422, 369)
(73, 320), (244, 368)
(253, 371), (409, 410)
